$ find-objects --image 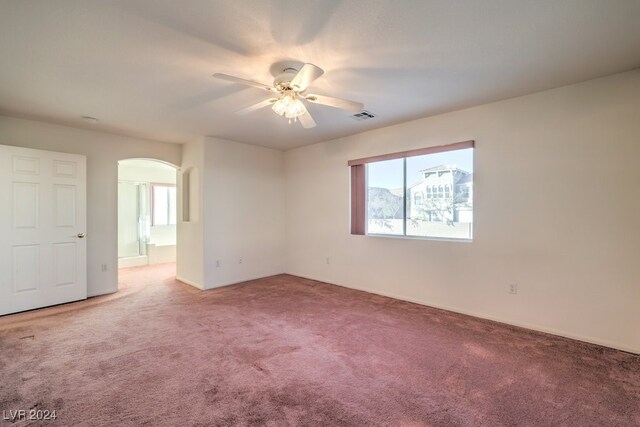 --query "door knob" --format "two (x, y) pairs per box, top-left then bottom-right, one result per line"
(77, 233), (86, 238)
